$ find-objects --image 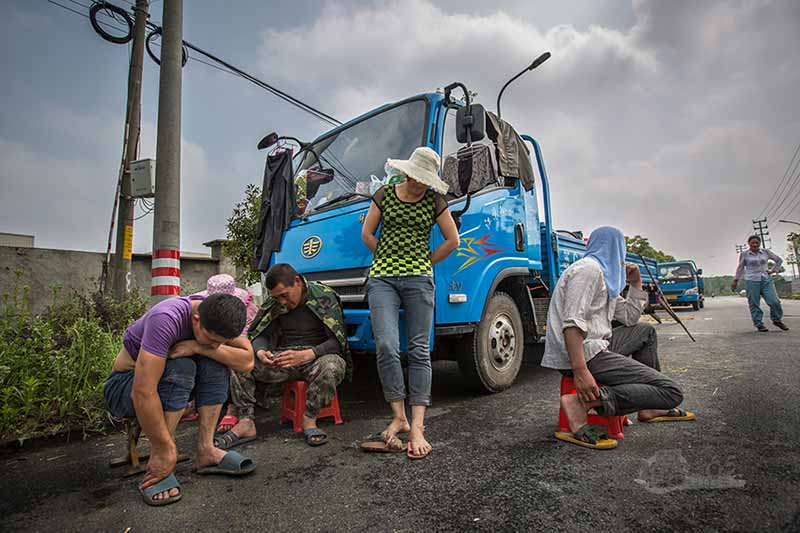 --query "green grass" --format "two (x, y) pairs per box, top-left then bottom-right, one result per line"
(0, 271), (147, 443)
